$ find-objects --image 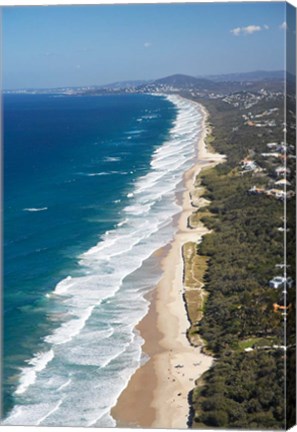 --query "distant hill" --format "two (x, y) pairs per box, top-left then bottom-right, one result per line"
(202, 70), (285, 82)
(136, 74), (220, 92)
(98, 80), (149, 89)
(154, 74), (206, 87)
